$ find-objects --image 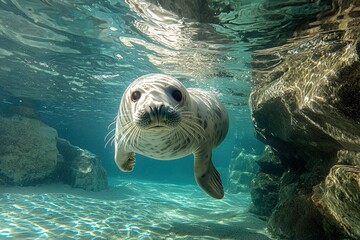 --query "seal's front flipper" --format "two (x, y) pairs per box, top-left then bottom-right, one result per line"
(115, 143), (135, 172)
(194, 151), (224, 199)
